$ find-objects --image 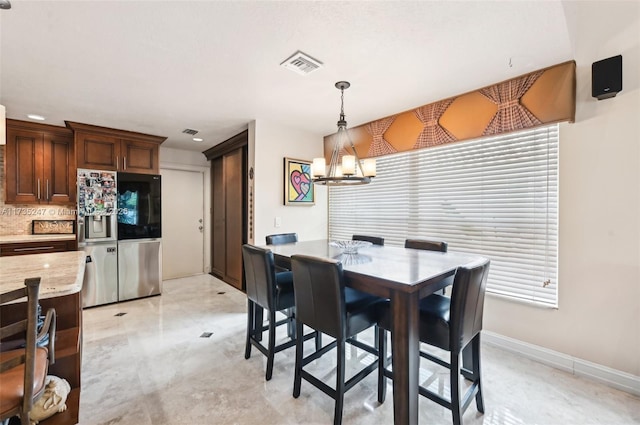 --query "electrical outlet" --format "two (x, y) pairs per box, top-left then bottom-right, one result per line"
(274, 217), (282, 228)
